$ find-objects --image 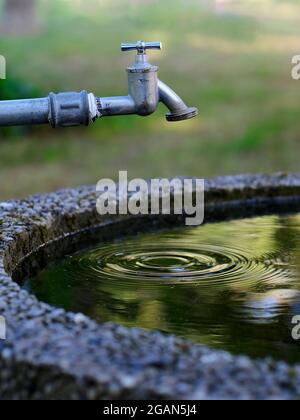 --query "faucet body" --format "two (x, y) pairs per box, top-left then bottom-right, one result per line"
(0, 41), (198, 128)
